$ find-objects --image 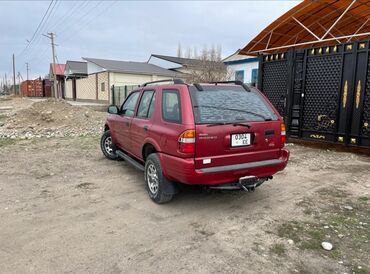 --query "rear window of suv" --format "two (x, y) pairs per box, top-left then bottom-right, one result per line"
(189, 85), (277, 124)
